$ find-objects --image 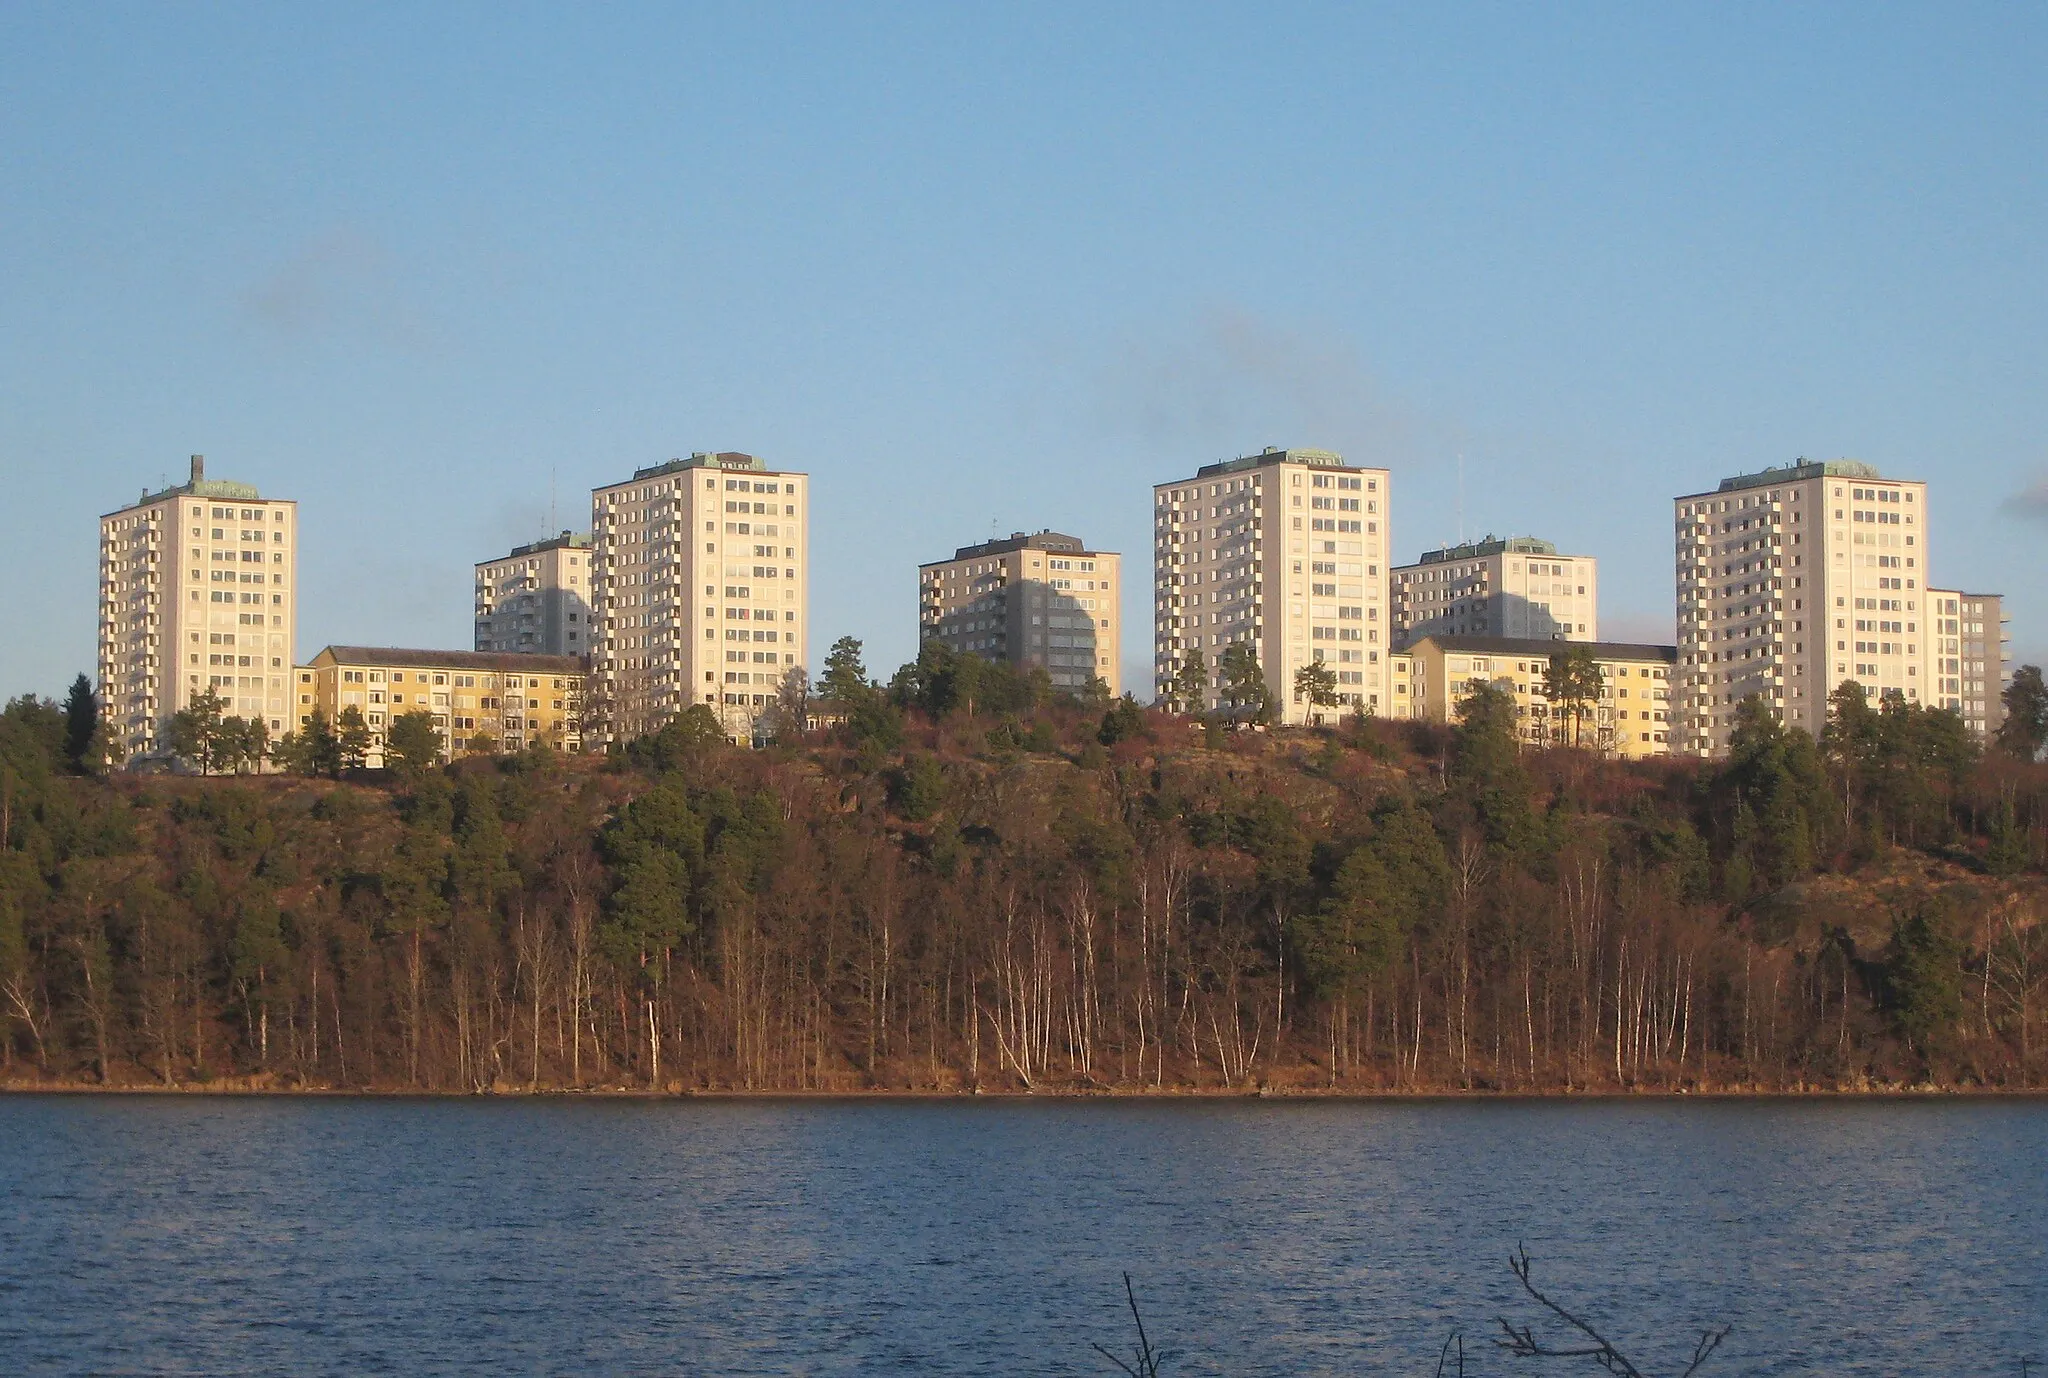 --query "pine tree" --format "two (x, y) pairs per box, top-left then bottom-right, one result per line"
(1293, 659), (1340, 720)
(1166, 648), (1208, 714)
(335, 706), (373, 771)
(820, 636), (871, 707)
(1997, 665), (2048, 762)
(1218, 642), (1270, 724)
(61, 675), (98, 774)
